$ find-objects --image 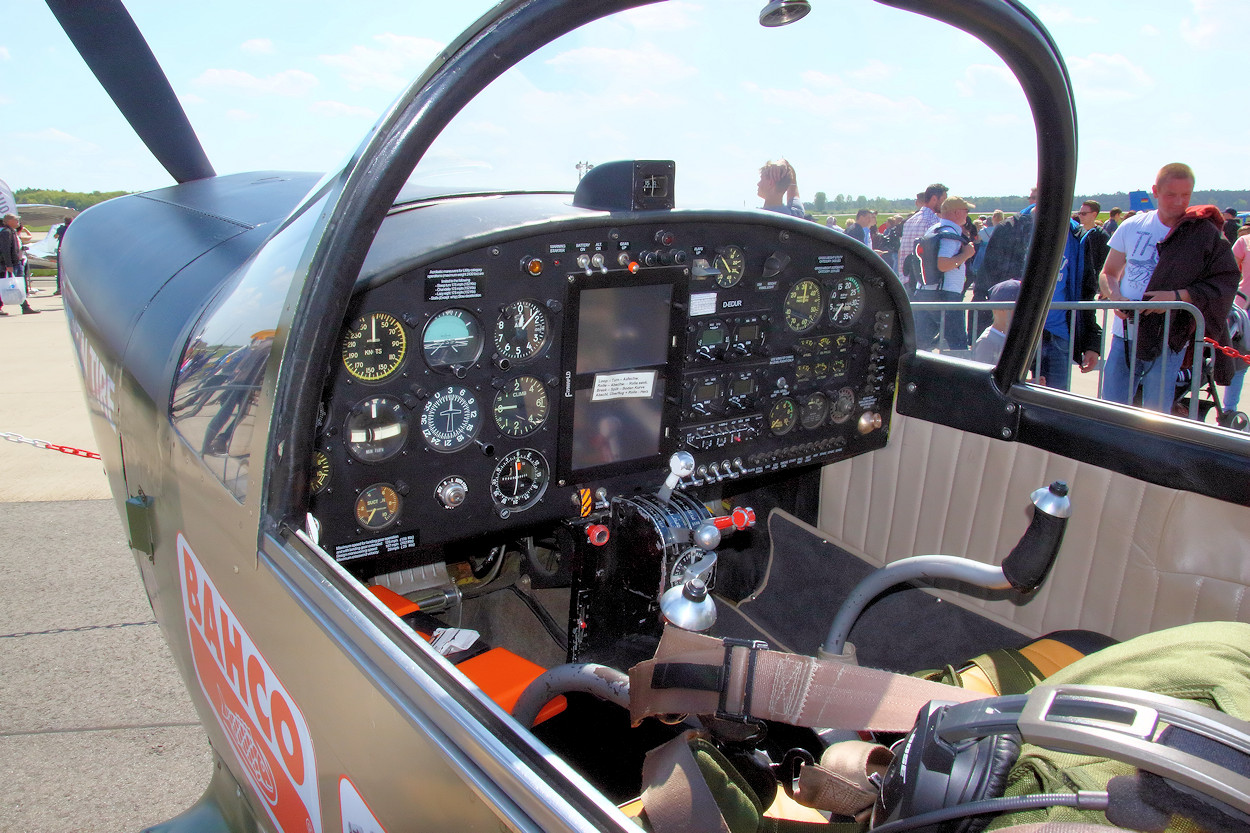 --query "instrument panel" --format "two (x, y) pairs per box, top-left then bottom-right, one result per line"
(311, 214), (905, 574)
